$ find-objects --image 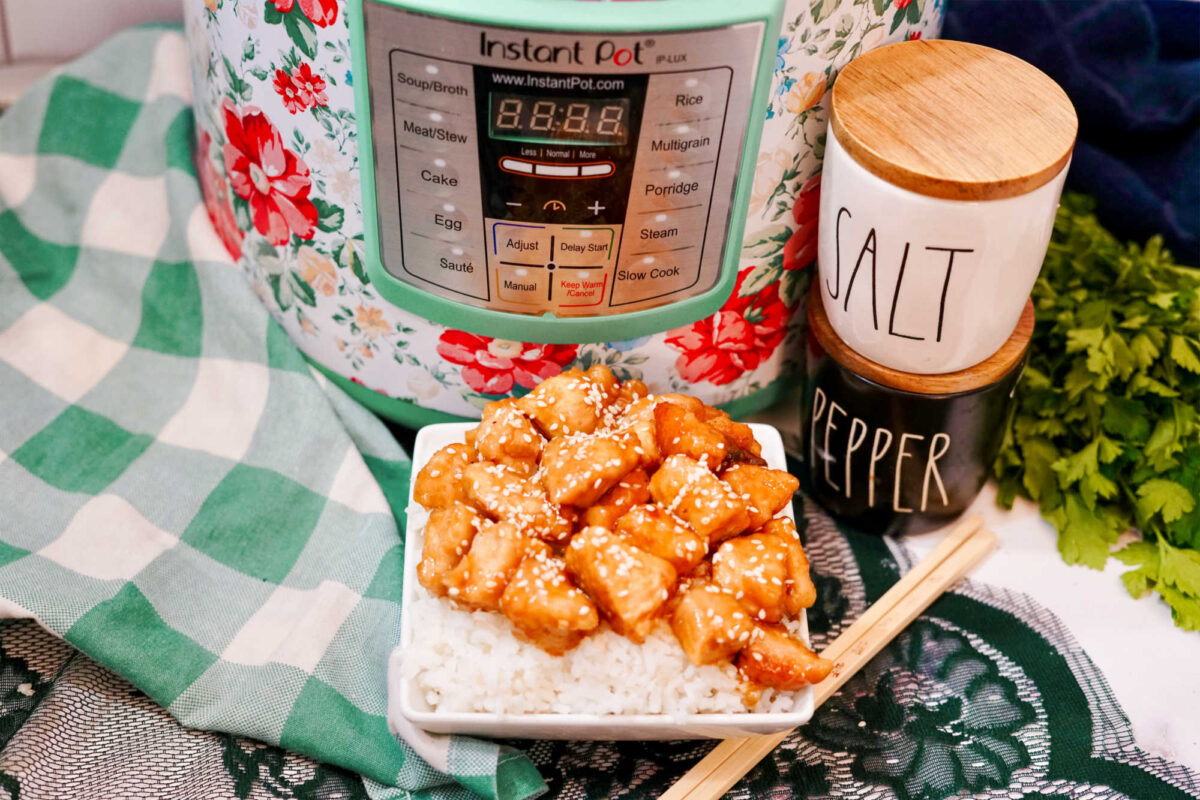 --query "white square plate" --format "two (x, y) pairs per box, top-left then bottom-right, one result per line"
(399, 422), (816, 740)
